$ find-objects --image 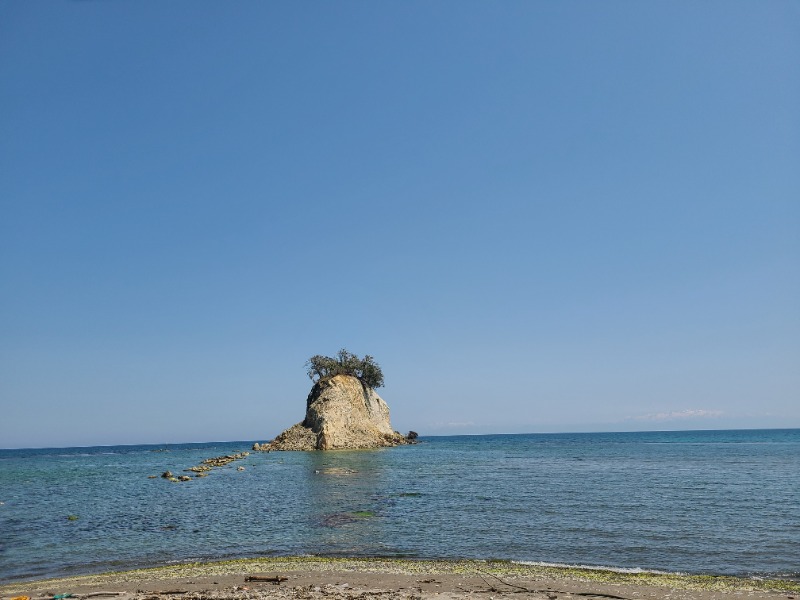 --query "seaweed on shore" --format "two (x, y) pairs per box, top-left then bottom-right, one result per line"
(2, 557), (798, 595)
